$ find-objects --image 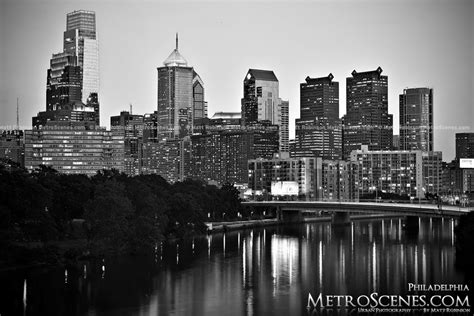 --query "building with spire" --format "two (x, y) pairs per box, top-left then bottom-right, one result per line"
(157, 34), (207, 139)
